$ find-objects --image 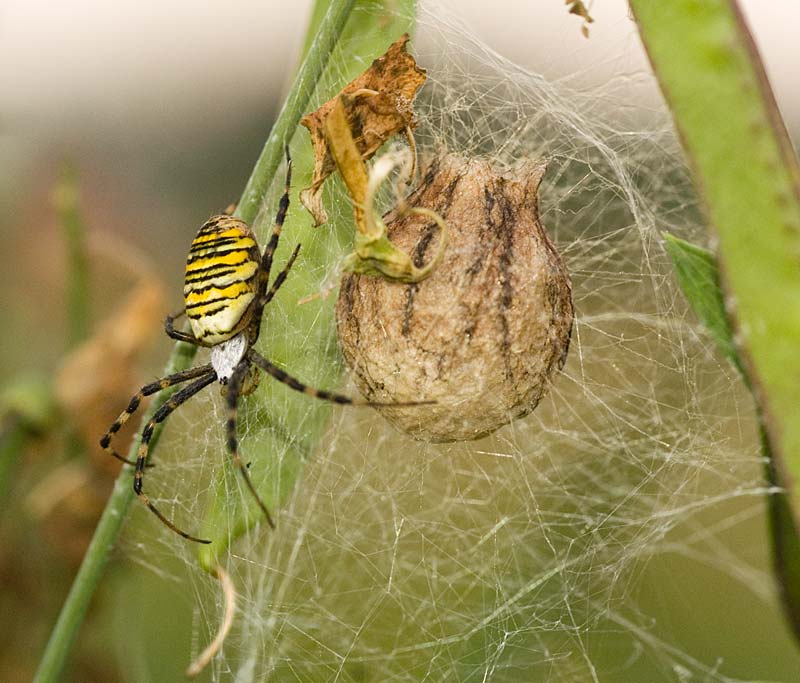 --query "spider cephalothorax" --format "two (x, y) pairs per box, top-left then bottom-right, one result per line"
(100, 152), (416, 544)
